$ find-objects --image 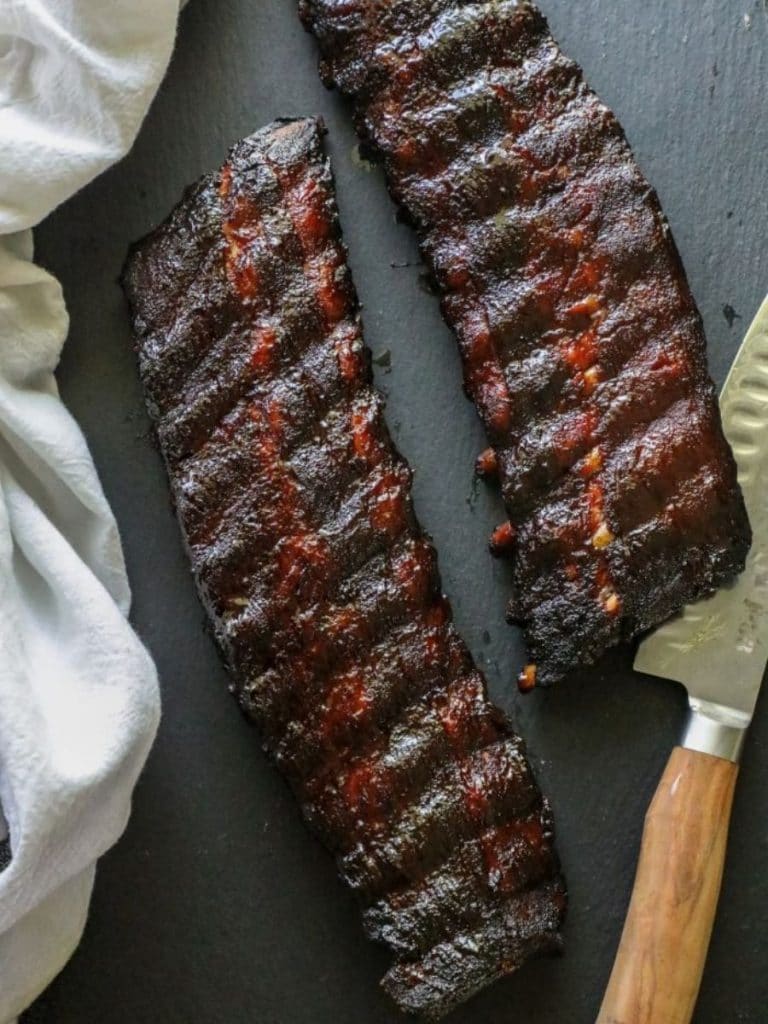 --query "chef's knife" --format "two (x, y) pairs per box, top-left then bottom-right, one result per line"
(597, 296), (768, 1024)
